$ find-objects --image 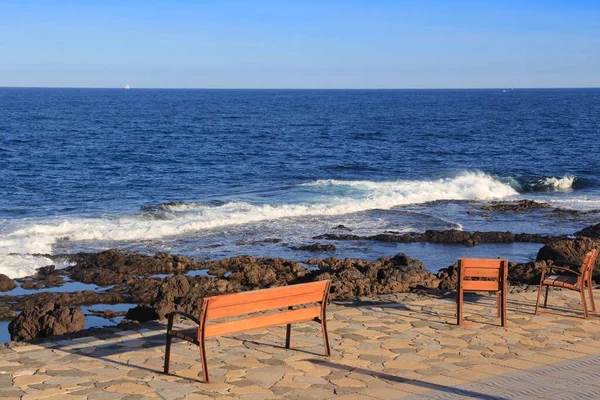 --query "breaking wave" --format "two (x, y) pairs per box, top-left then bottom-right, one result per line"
(0, 171), (518, 277)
